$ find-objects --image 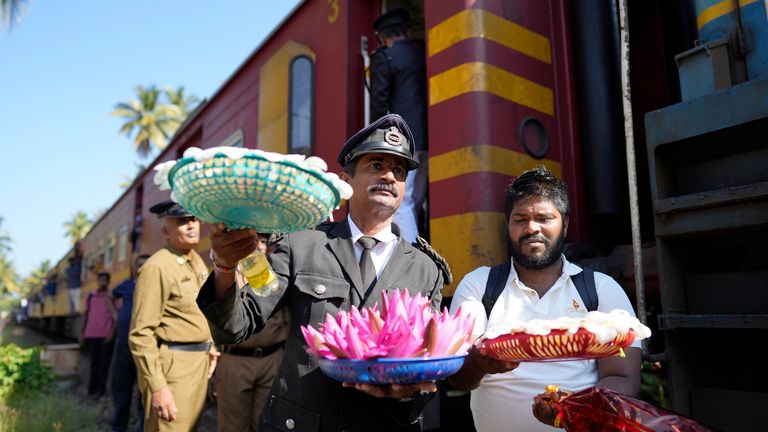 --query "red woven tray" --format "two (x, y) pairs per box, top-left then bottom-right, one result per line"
(481, 328), (636, 362)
